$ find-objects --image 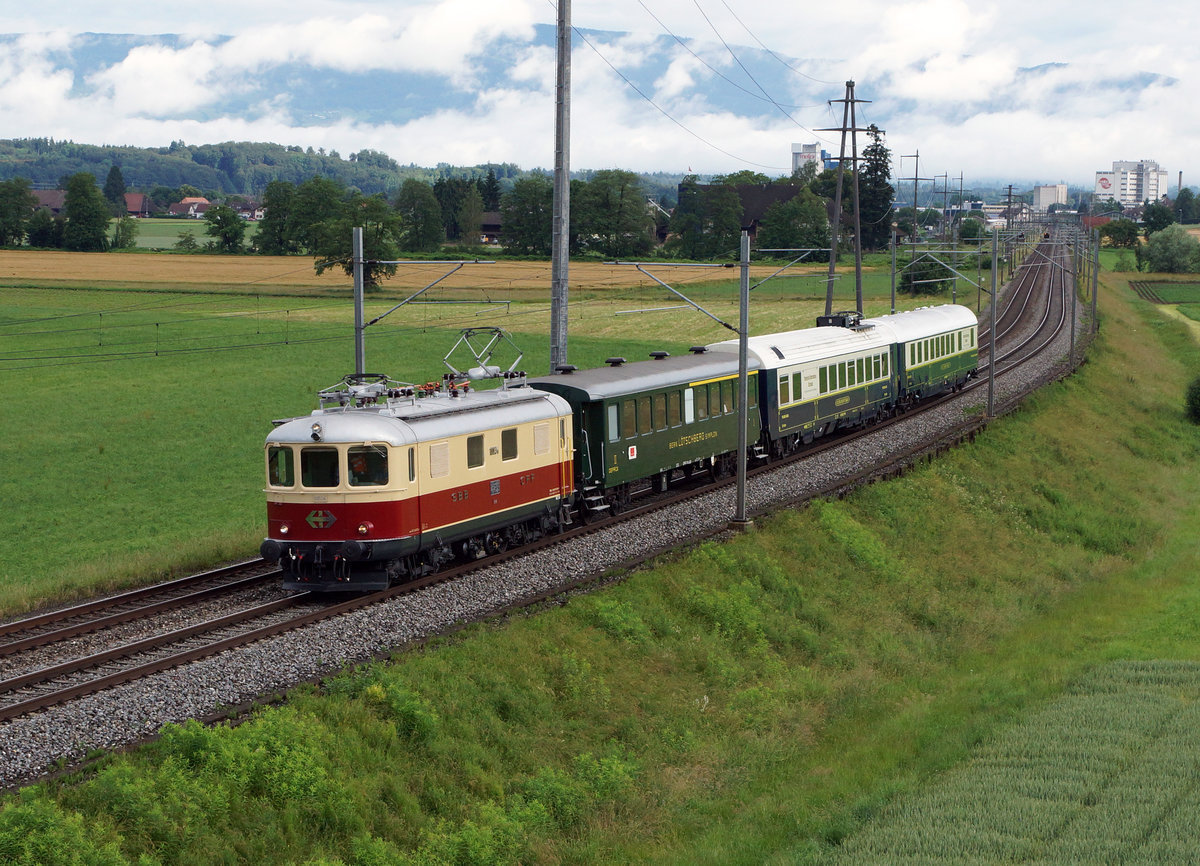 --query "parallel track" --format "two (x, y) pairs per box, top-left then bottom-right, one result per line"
(0, 239), (1079, 723)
